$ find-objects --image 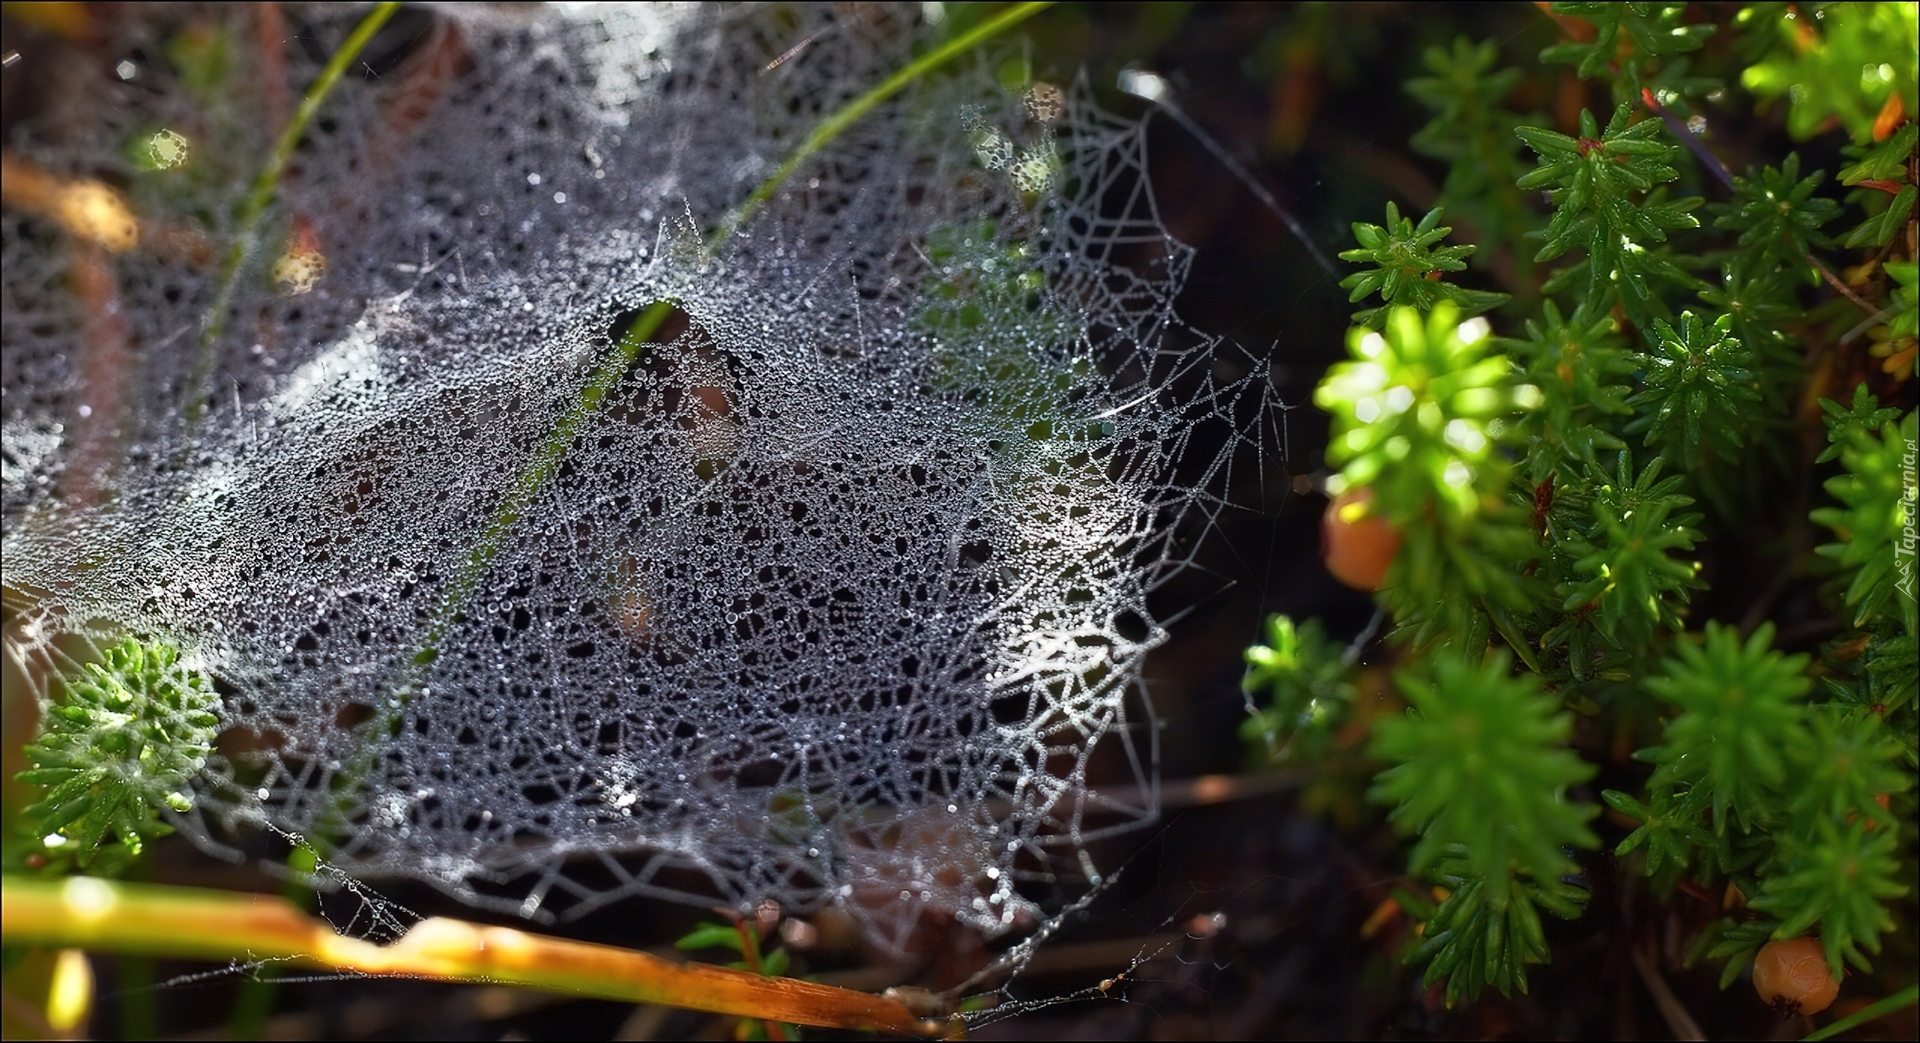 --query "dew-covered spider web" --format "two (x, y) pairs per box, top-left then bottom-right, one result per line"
(1, 3), (1276, 949)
